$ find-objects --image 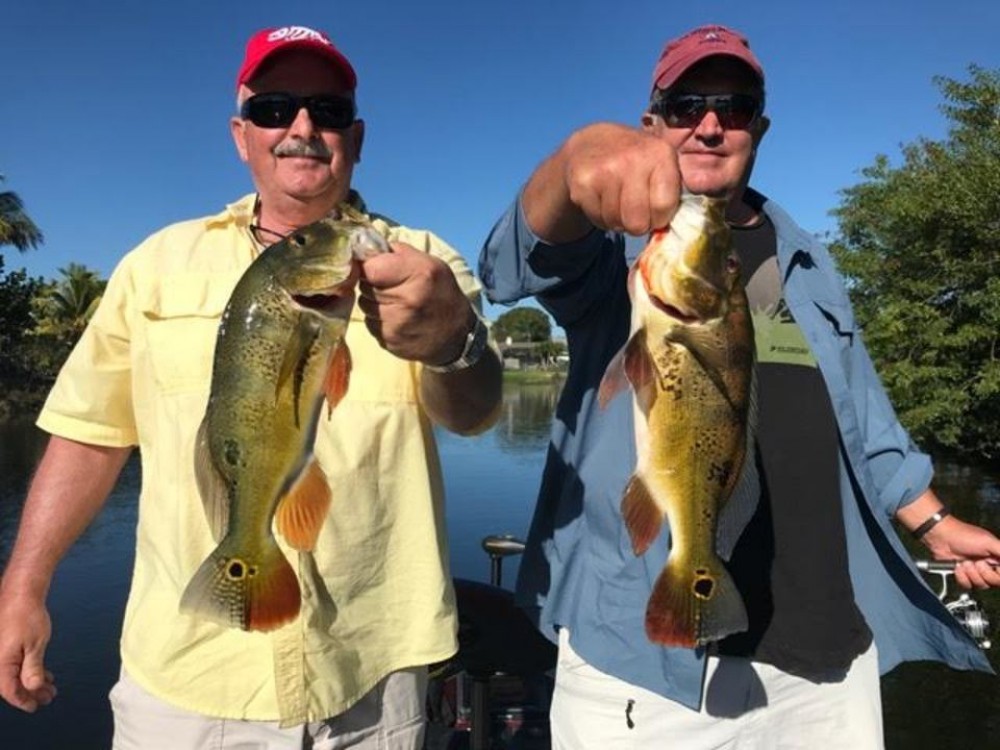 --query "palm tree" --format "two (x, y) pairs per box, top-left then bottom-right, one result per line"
(0, 175), (44, 251)
(34, 263), (106, 342)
